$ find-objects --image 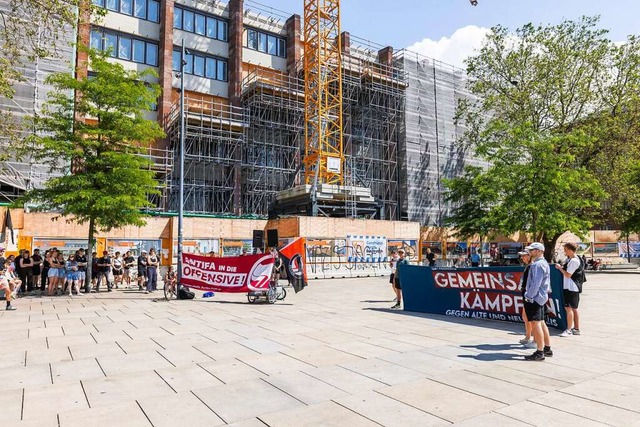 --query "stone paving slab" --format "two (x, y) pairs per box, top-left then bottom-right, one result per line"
(1, 273), (639, 426)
